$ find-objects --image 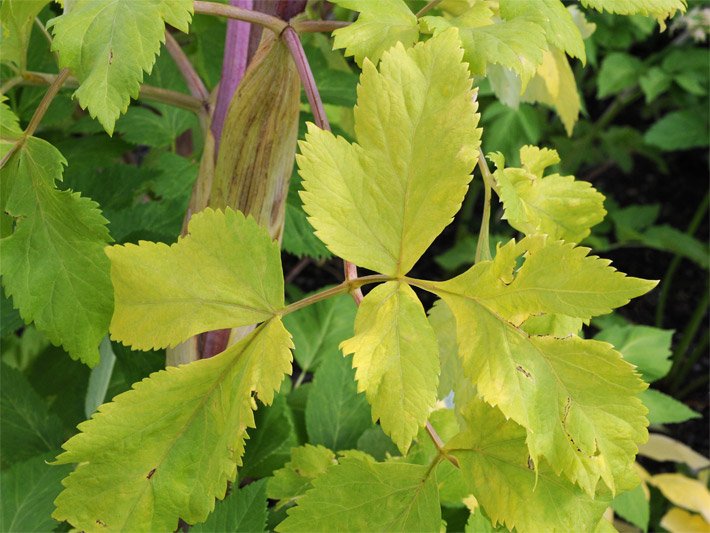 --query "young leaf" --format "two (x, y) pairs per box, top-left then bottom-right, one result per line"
(432, 237), (655, 494)
(341, 282), (439, 453)
(106, 208), (283, 350)
(1, 137), (113, 365)
(267, 444), (337, 504)
(490, 146), (606, 243)
(278, 456), (441, 532)
(305, 344), (372, 451)
(0, 363), (65, 468)
(191, 479), (268, 533)
(499, 0), (585, 62)
(331, 0), (419, 67)
(298, 29), (480, 276)
(0, 453), (72, 533)
(53, 318), (293, 532)
(447, 399), (610, 533)
(0, 0), (50, 70)
(421, 14), (547, 85)
(49, 0), (194, 134)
